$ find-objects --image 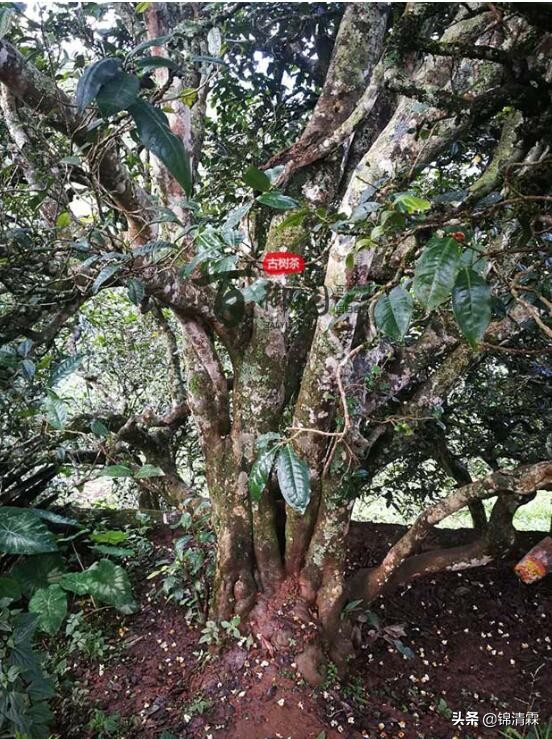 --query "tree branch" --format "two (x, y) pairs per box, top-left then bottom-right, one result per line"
(0, 38), (155, 242)
(348, 461), (552, 602)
